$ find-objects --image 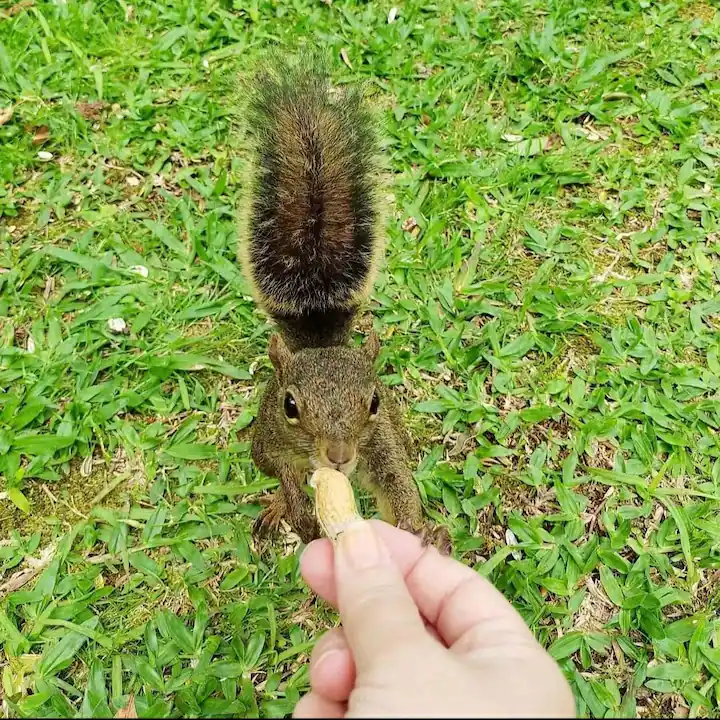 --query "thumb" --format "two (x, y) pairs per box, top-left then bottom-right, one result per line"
(334, 520), (427, 672)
